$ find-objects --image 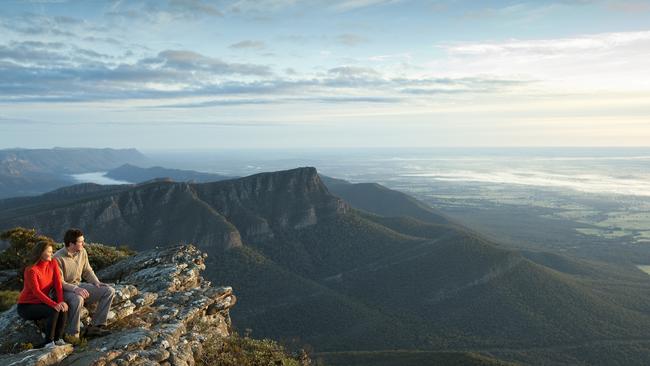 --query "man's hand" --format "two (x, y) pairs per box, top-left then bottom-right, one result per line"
(74, 287), (90, 299)
(54, 302), (68, 312)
